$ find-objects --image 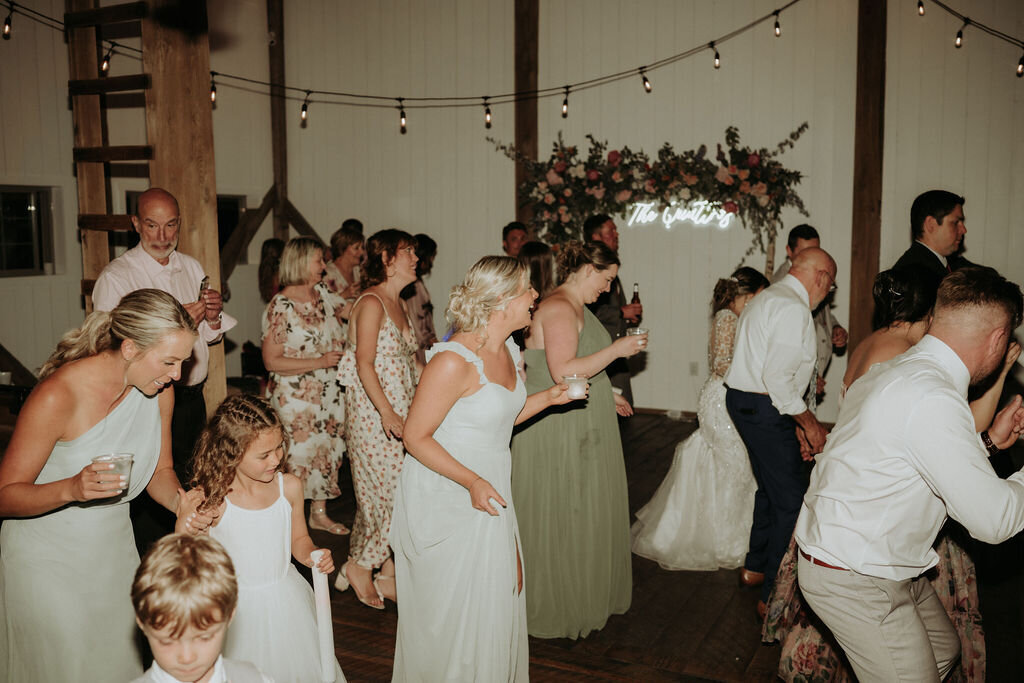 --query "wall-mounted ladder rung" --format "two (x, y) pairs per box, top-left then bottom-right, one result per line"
(69, 74), (151, 95)
(64, 2), (148, 28)
(78, 214), (134, 231)
(73, 145), (153, 162)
